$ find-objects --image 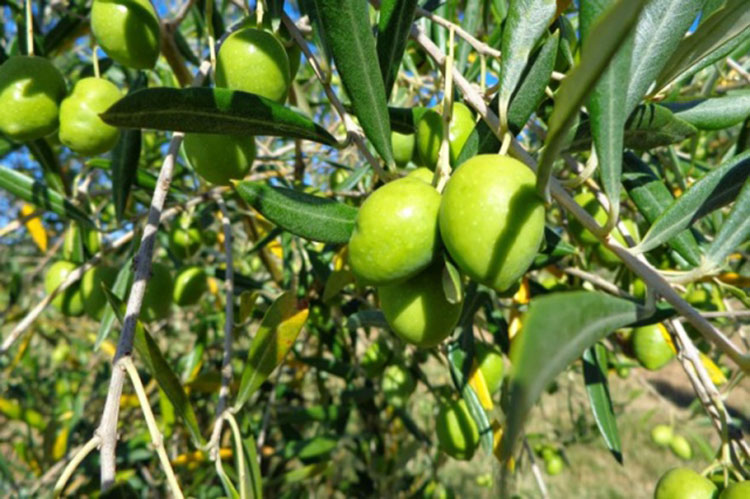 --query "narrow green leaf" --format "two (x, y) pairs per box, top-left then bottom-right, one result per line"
(101, 286), (205, 446)
(88, 157), (184, 198)
(537, 0), (648, 199)
(101, 87), (337, 146)
(234, 292), (308, 410)
(112, 72), (146, 223)
(441, 258), (463, 305)
(456, 31), (559, 164)
(497, 0), (557, 126)
(625, 0), (703, 115)
(580, 0), (633, 223)
(634, 151), (750, 255)
(331, 164), (369, 192)
(387, 106), (430, 134)
(503, 291), (642, 459)
(446, 342), (494, 454)
(655, 0), (750, 92)
(27, 139), (68, 195)
(216, 461), (241, 499)
(0, 166), (94, 228)
(235, 181), (358, 244)
(242, 435), (263, 499)
(622, 153), (702, 266)
(455, 0), (481, 73)
(316, 0), (394, 164)
(530, 226), (578, 269)
(582, 344), (622, 463)
(664, 91), (750, 131)
(95, 260), (134, 350)
(706, 176), (750, 268)
(377, 0), (419, 100)
(346, 309), (389, 329)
